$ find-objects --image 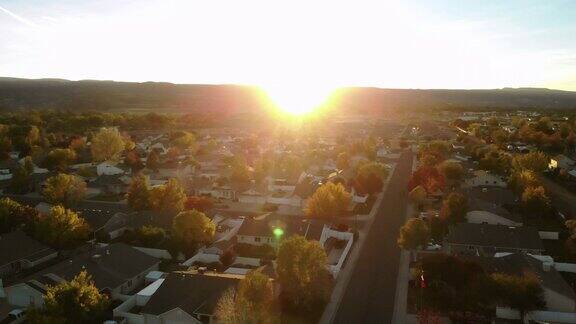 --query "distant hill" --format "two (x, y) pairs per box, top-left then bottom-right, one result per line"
(0, 77), (575, 113)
